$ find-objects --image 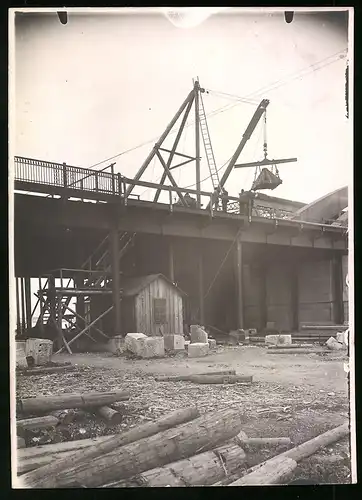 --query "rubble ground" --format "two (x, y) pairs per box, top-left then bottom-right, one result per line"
(16, 345), (352, 484)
